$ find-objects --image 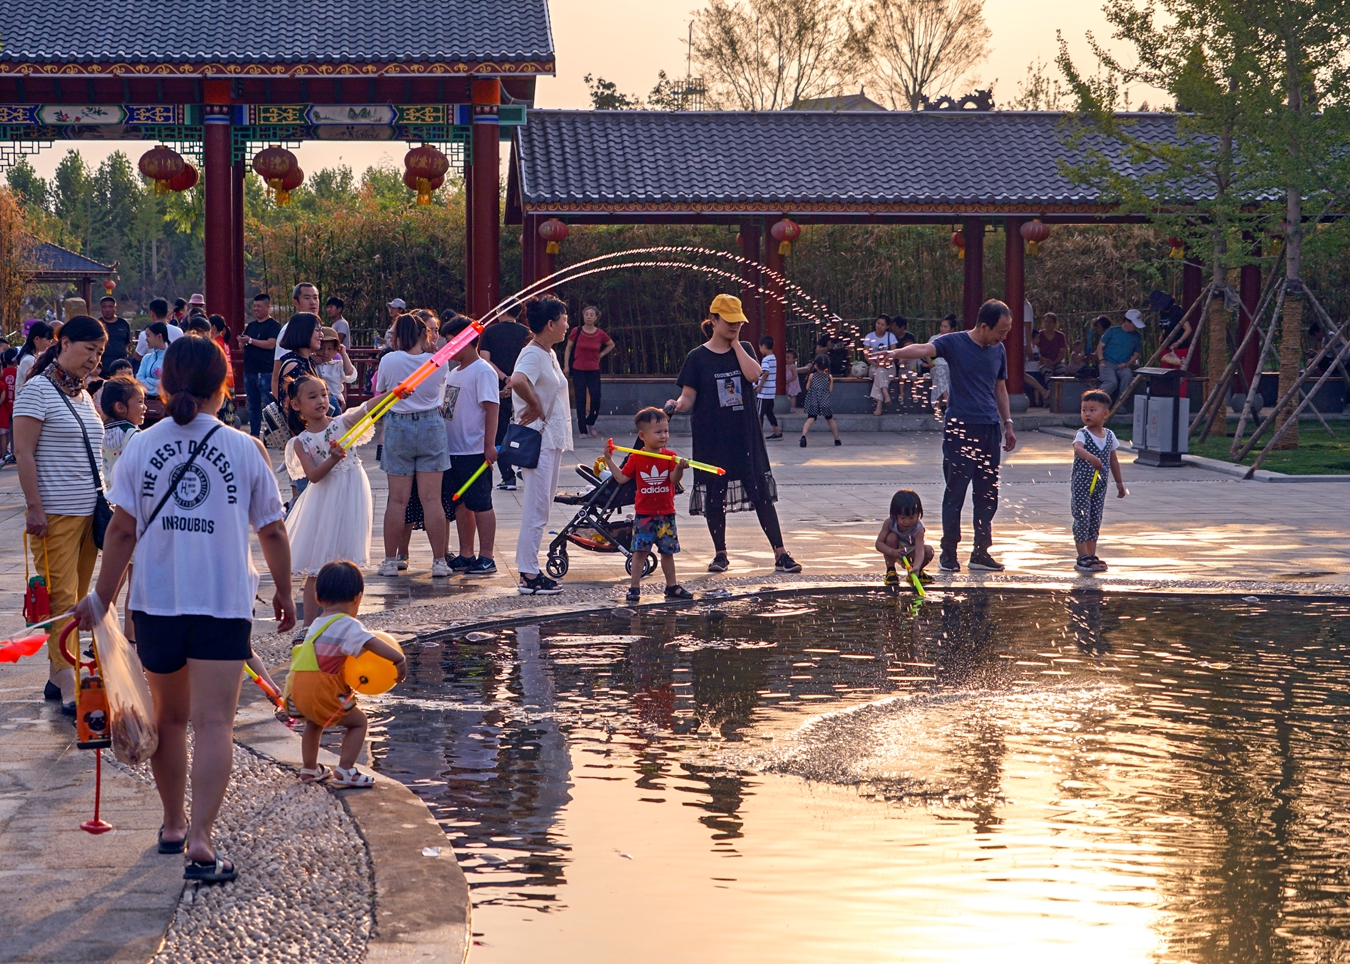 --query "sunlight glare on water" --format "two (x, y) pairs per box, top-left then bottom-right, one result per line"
(366, 592), (1350, 964)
